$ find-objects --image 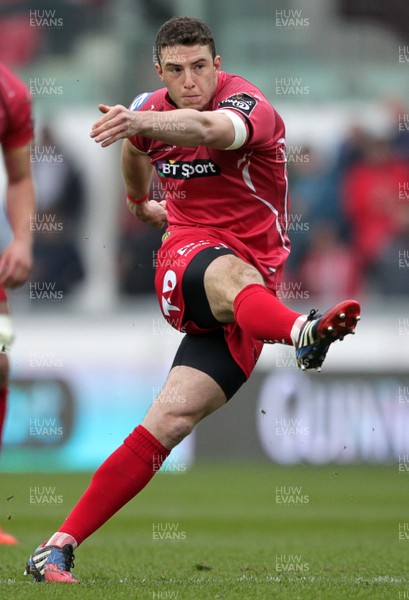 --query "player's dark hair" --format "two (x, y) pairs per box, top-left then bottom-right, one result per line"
(155, 17), (216, 64)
